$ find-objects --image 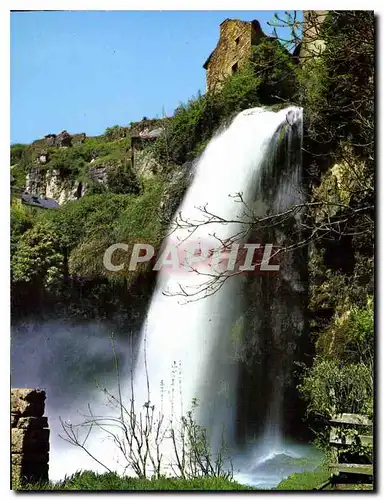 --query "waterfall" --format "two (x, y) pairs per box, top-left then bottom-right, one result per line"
(131, 106), (315, 485)
(12, 106), (322, 487)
